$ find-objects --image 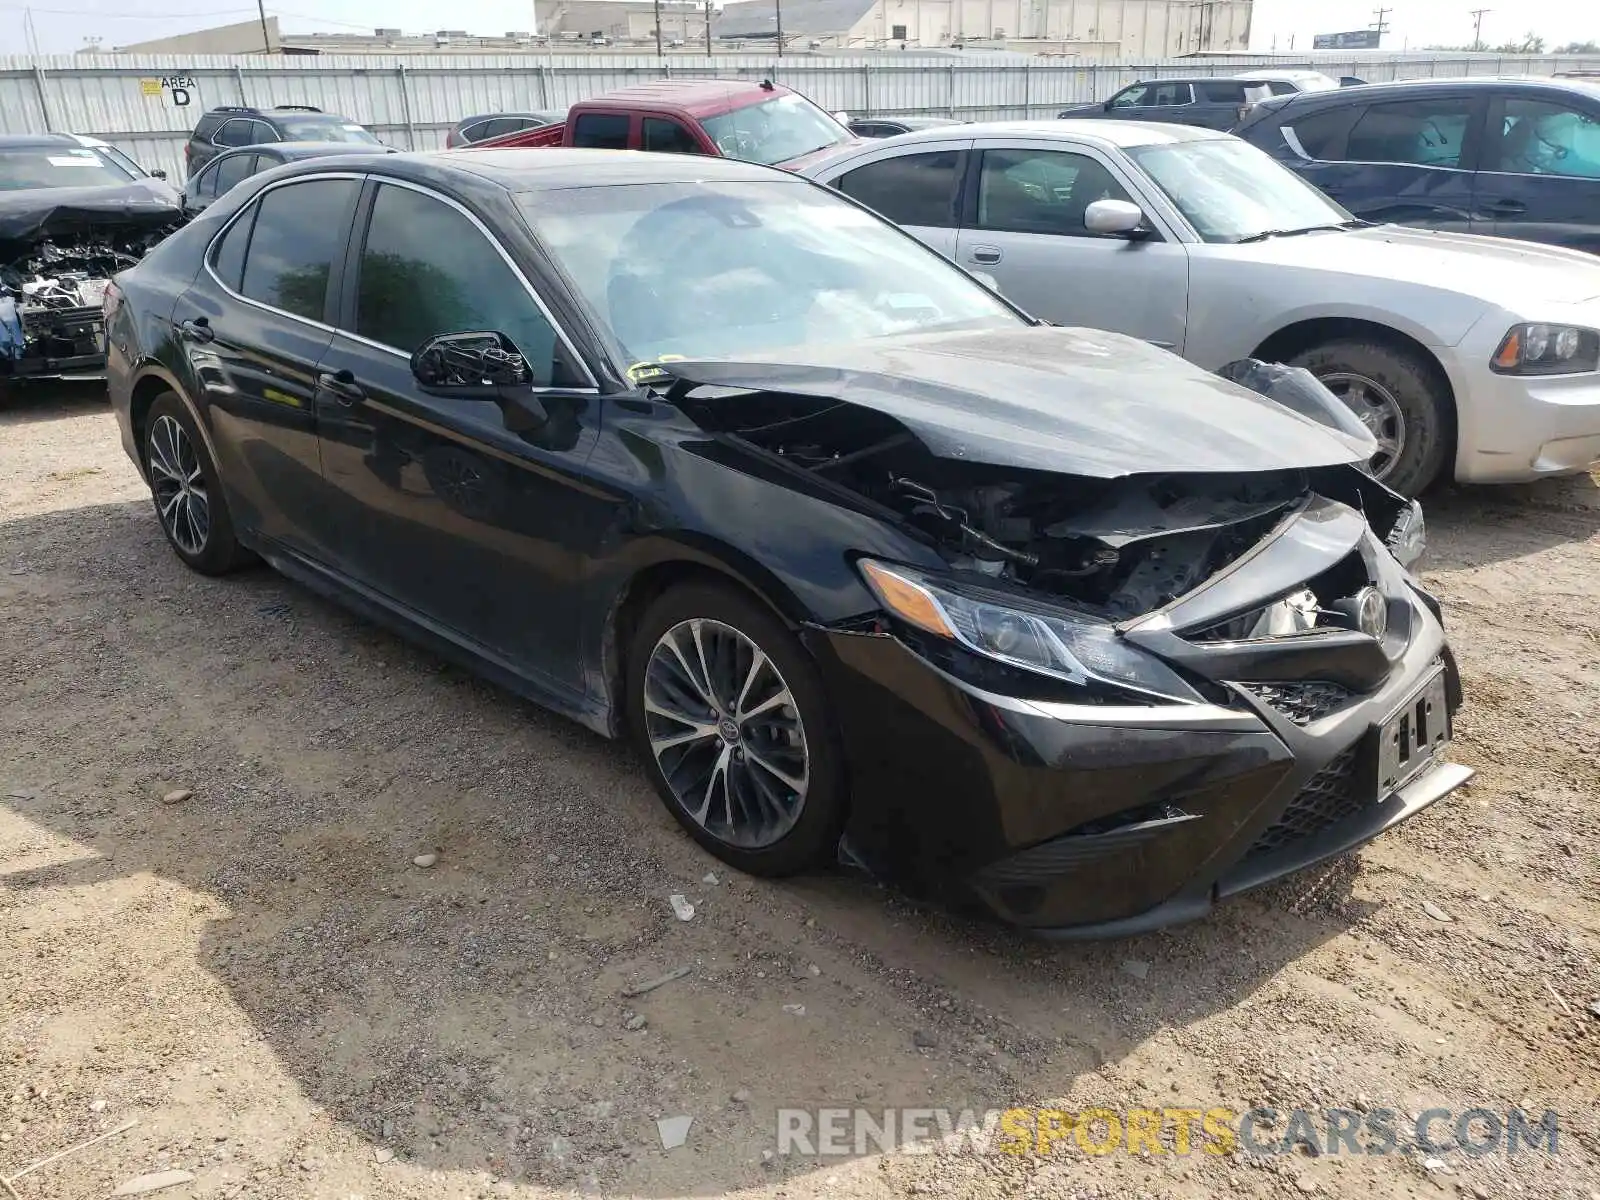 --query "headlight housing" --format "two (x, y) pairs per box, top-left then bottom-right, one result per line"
(1491, 323), (1600, 376)
(857, 559), (1203, 704)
